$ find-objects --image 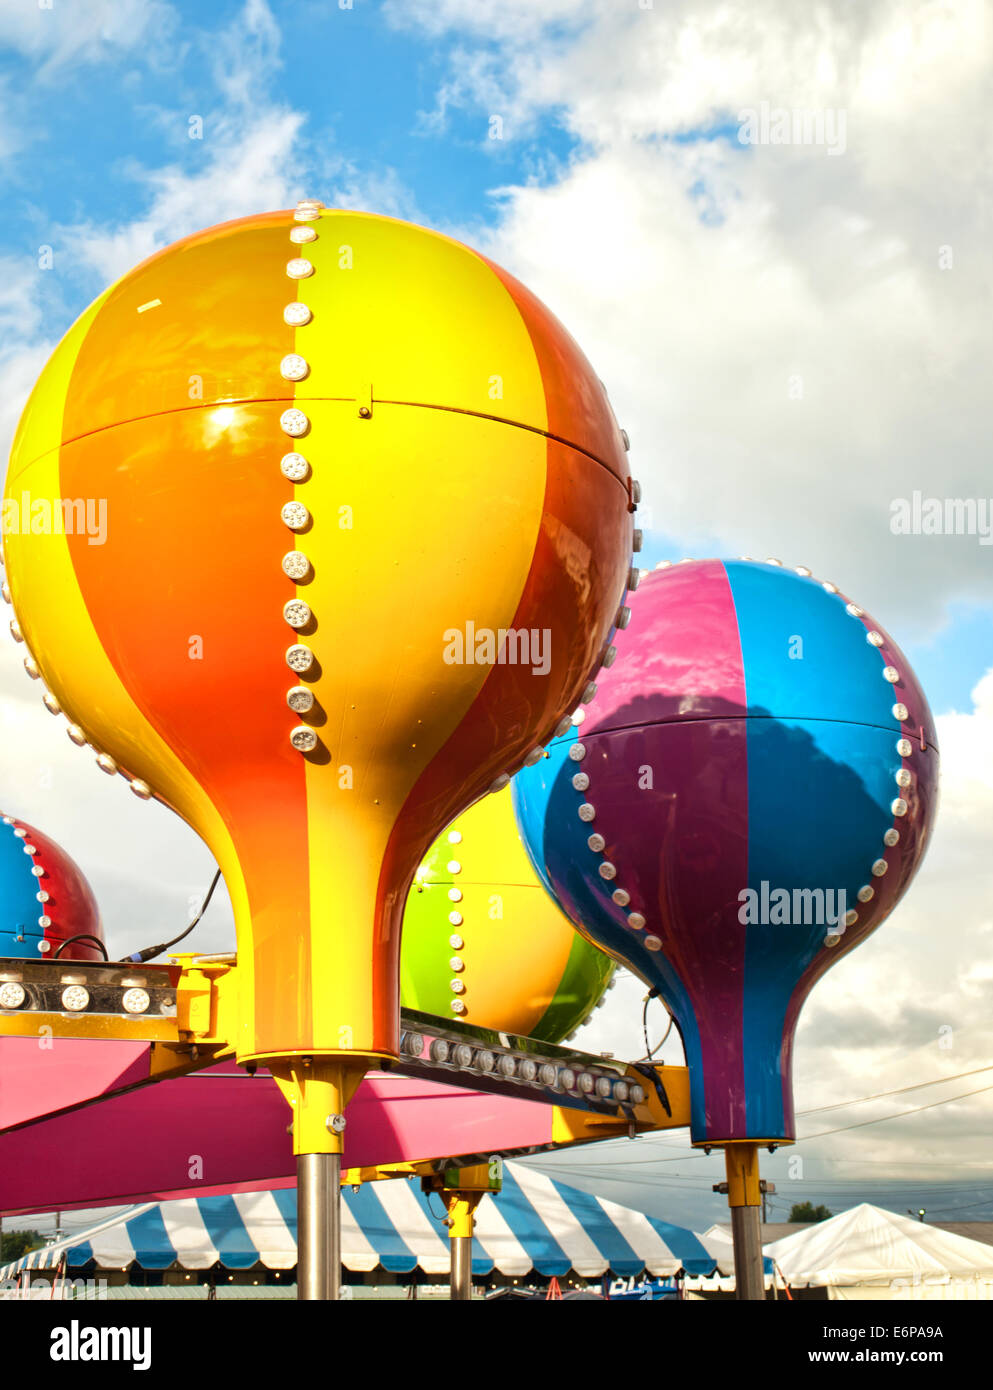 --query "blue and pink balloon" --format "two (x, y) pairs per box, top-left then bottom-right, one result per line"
(513, 560), (938, 1146)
